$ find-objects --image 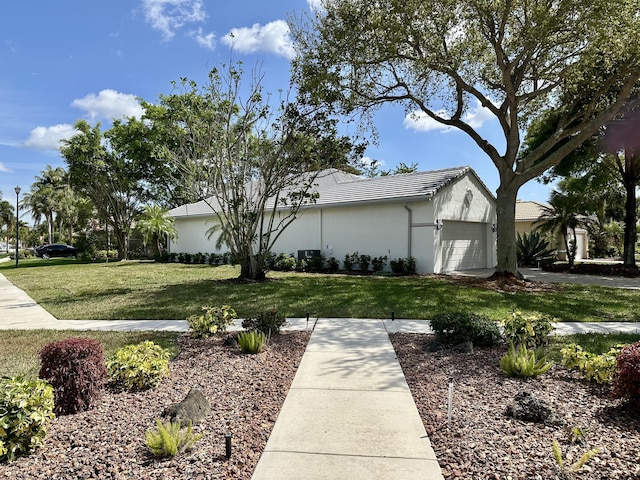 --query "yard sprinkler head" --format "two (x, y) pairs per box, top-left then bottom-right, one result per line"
(391, 311), (395, 322)
(306, 312), (309, 331)
(225, 432), (233, 459)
